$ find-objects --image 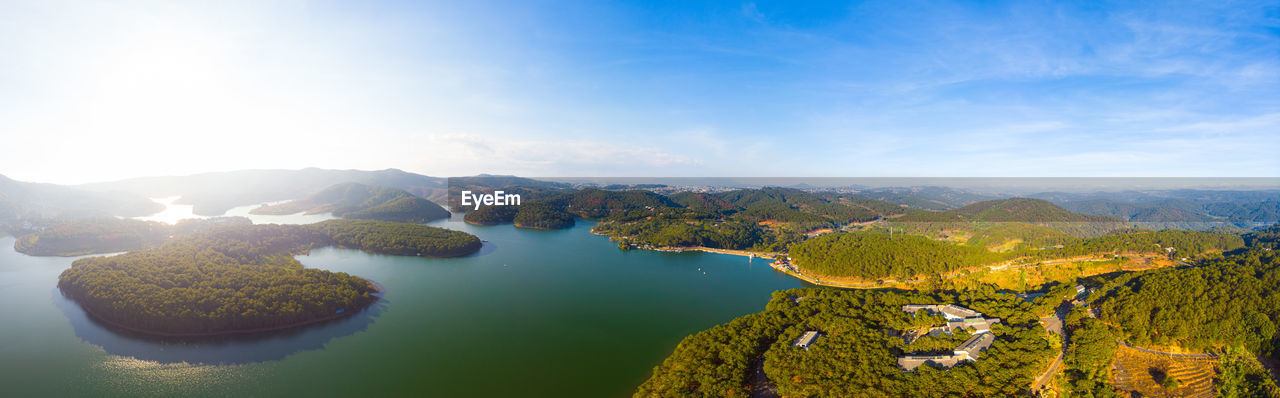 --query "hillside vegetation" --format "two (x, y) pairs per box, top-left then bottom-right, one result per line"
(251, 182), (450, 223)
(635, 288), (1055, 397)
(790, 229), (1243, 281)
(0, 174), (161, 230)
(56, 219), (481, 335)
(1094, 228), (1279, 358)
(80, 168), (448, 216)
(791, 230), (1006, 280)
(14, 217), (251, 256)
